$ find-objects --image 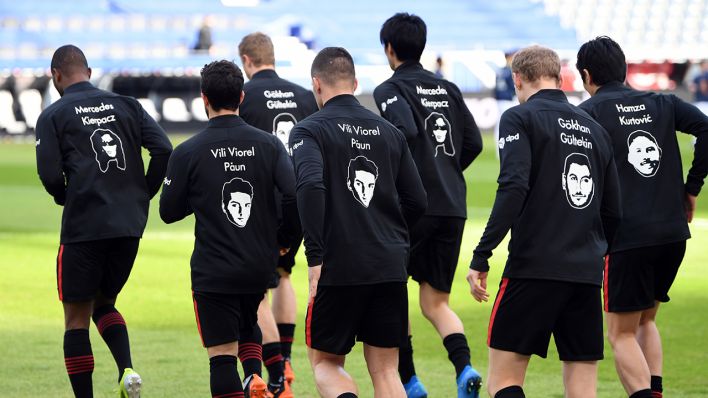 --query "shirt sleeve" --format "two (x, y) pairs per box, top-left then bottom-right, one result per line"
(396, 135), (428, 226)
(35, 112), (66, 205)
(470, 110), (531, 272)
(139, 104), (173, 198)
(671, 95), (708, 196)
(458, 92), (483, 170)
(601, 152), (622, 253)
(159, 146), (192, 223)
(273, 140), (300, 248)
(373, 83), (418, 142)
(289, 126), (326, 266)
